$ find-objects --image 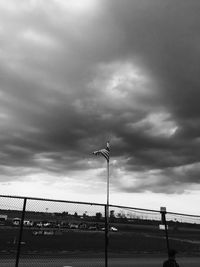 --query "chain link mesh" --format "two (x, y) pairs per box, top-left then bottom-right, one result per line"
(1, 195), (200, 266)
